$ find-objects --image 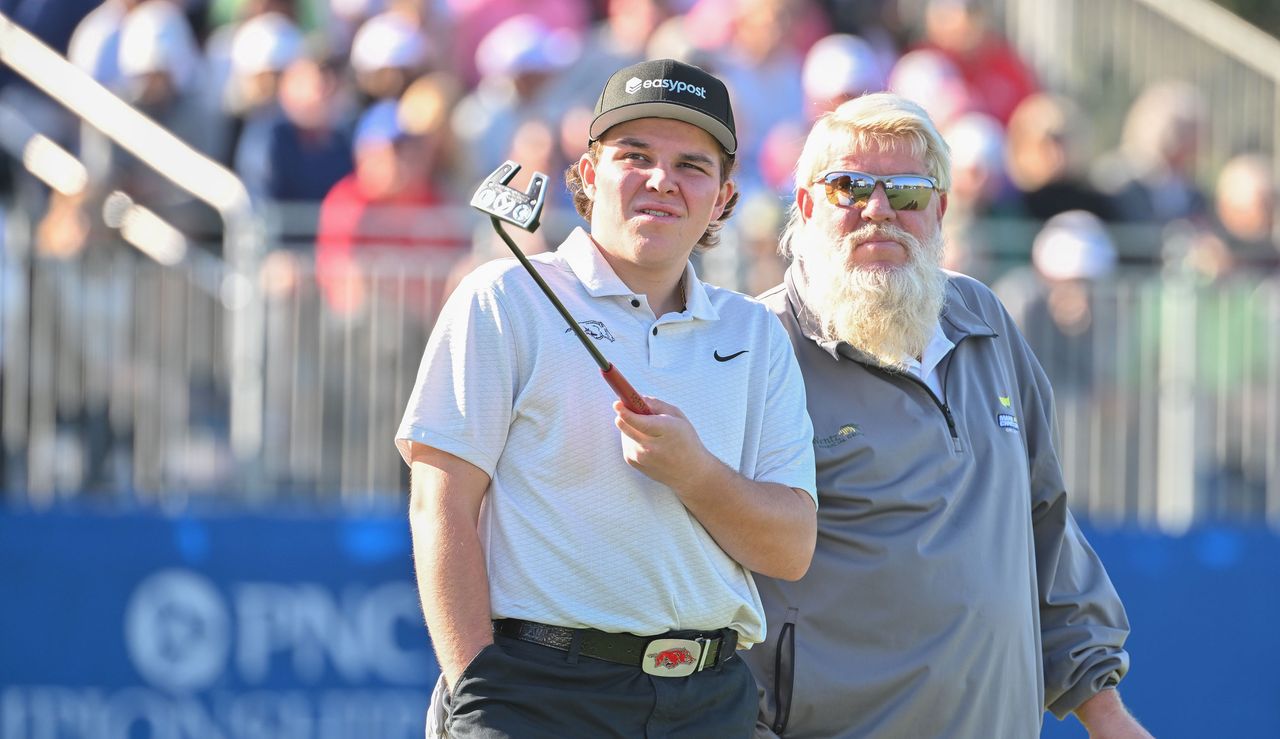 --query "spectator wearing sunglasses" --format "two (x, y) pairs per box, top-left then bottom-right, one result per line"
(741, 92), (1152, 739)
